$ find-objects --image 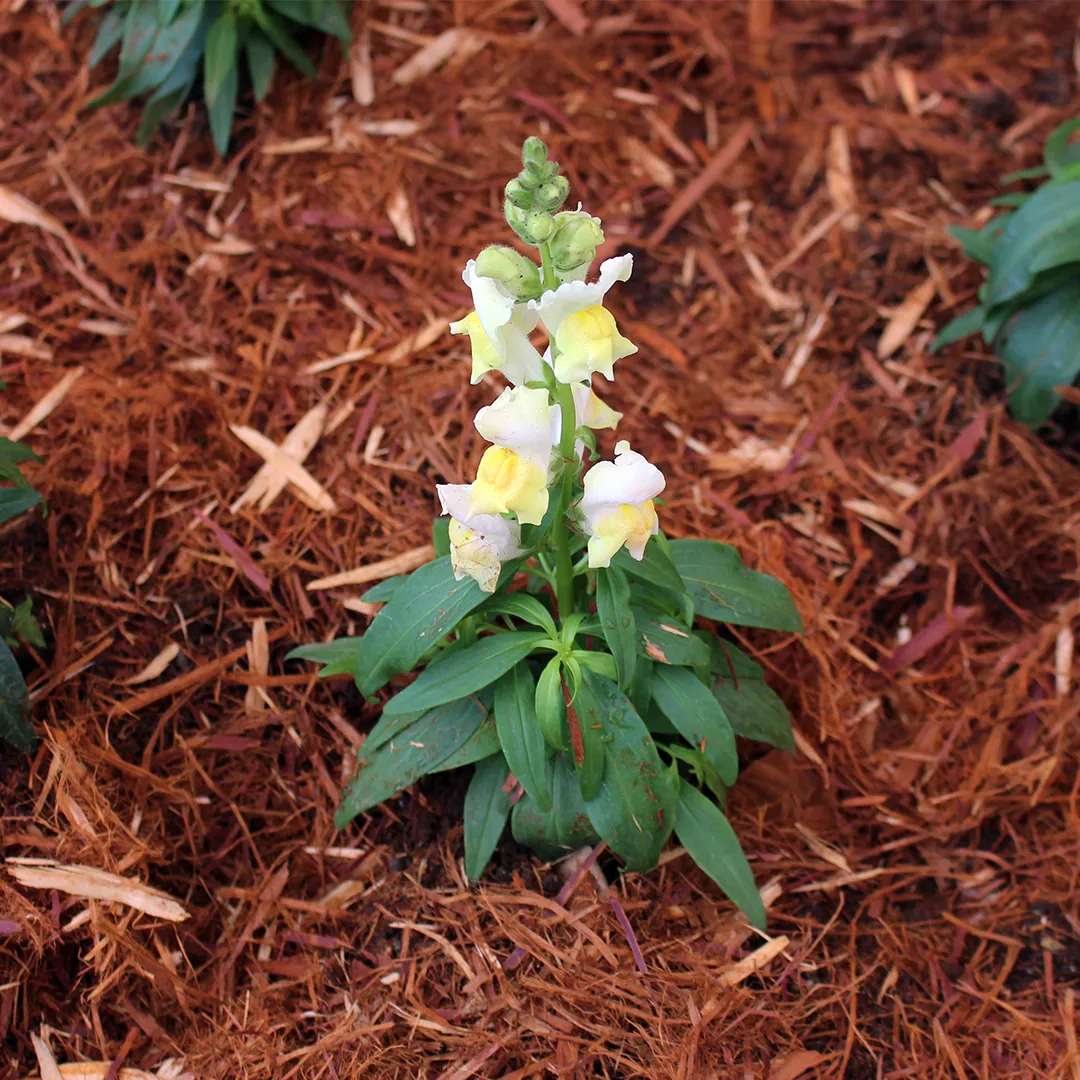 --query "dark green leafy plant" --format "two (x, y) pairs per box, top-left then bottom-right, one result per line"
(0, 597), (44, 752)
(291, 139), (803, 929)
(933, 117), (1080, 427)
(67, 0), (352, 155)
